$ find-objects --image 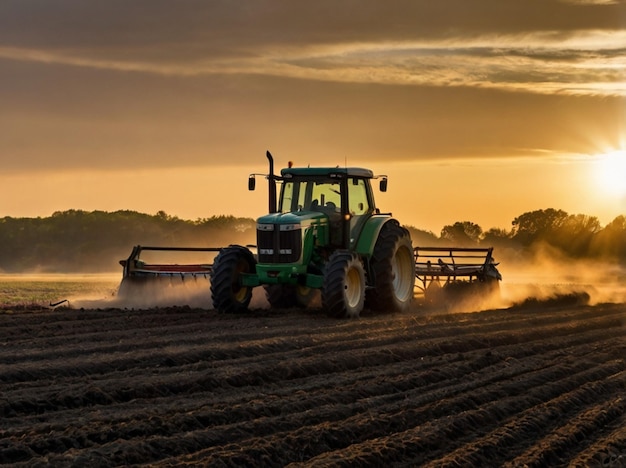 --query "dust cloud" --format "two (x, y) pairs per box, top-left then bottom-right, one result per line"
(60, 241), (624, 312)
(496, 242), (626, 307)
(69, 276), (270, 310)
